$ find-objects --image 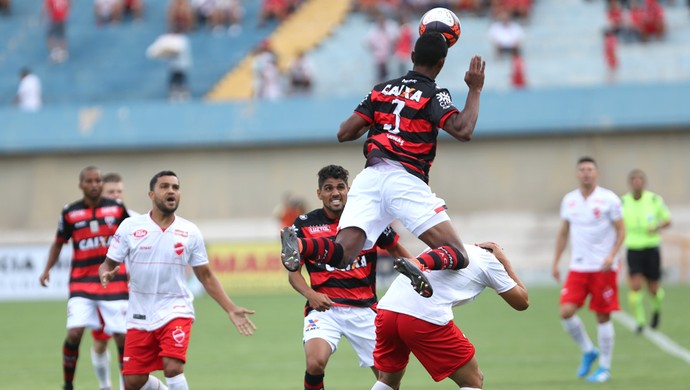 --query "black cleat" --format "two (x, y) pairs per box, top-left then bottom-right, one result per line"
(394, 258), (433, 298)
(280, 226), (301, 272)
(635, 325), (644, 335)
(651, 311), (660, 329)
